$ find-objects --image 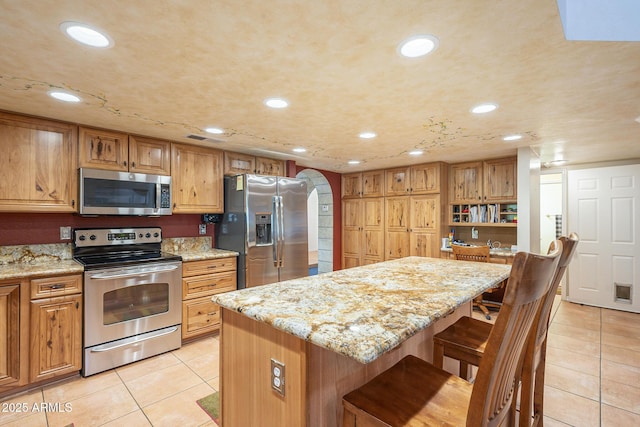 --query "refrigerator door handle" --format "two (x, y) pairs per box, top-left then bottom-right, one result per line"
(272, 196), (279, 267)
(278, 195), (285, 267)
